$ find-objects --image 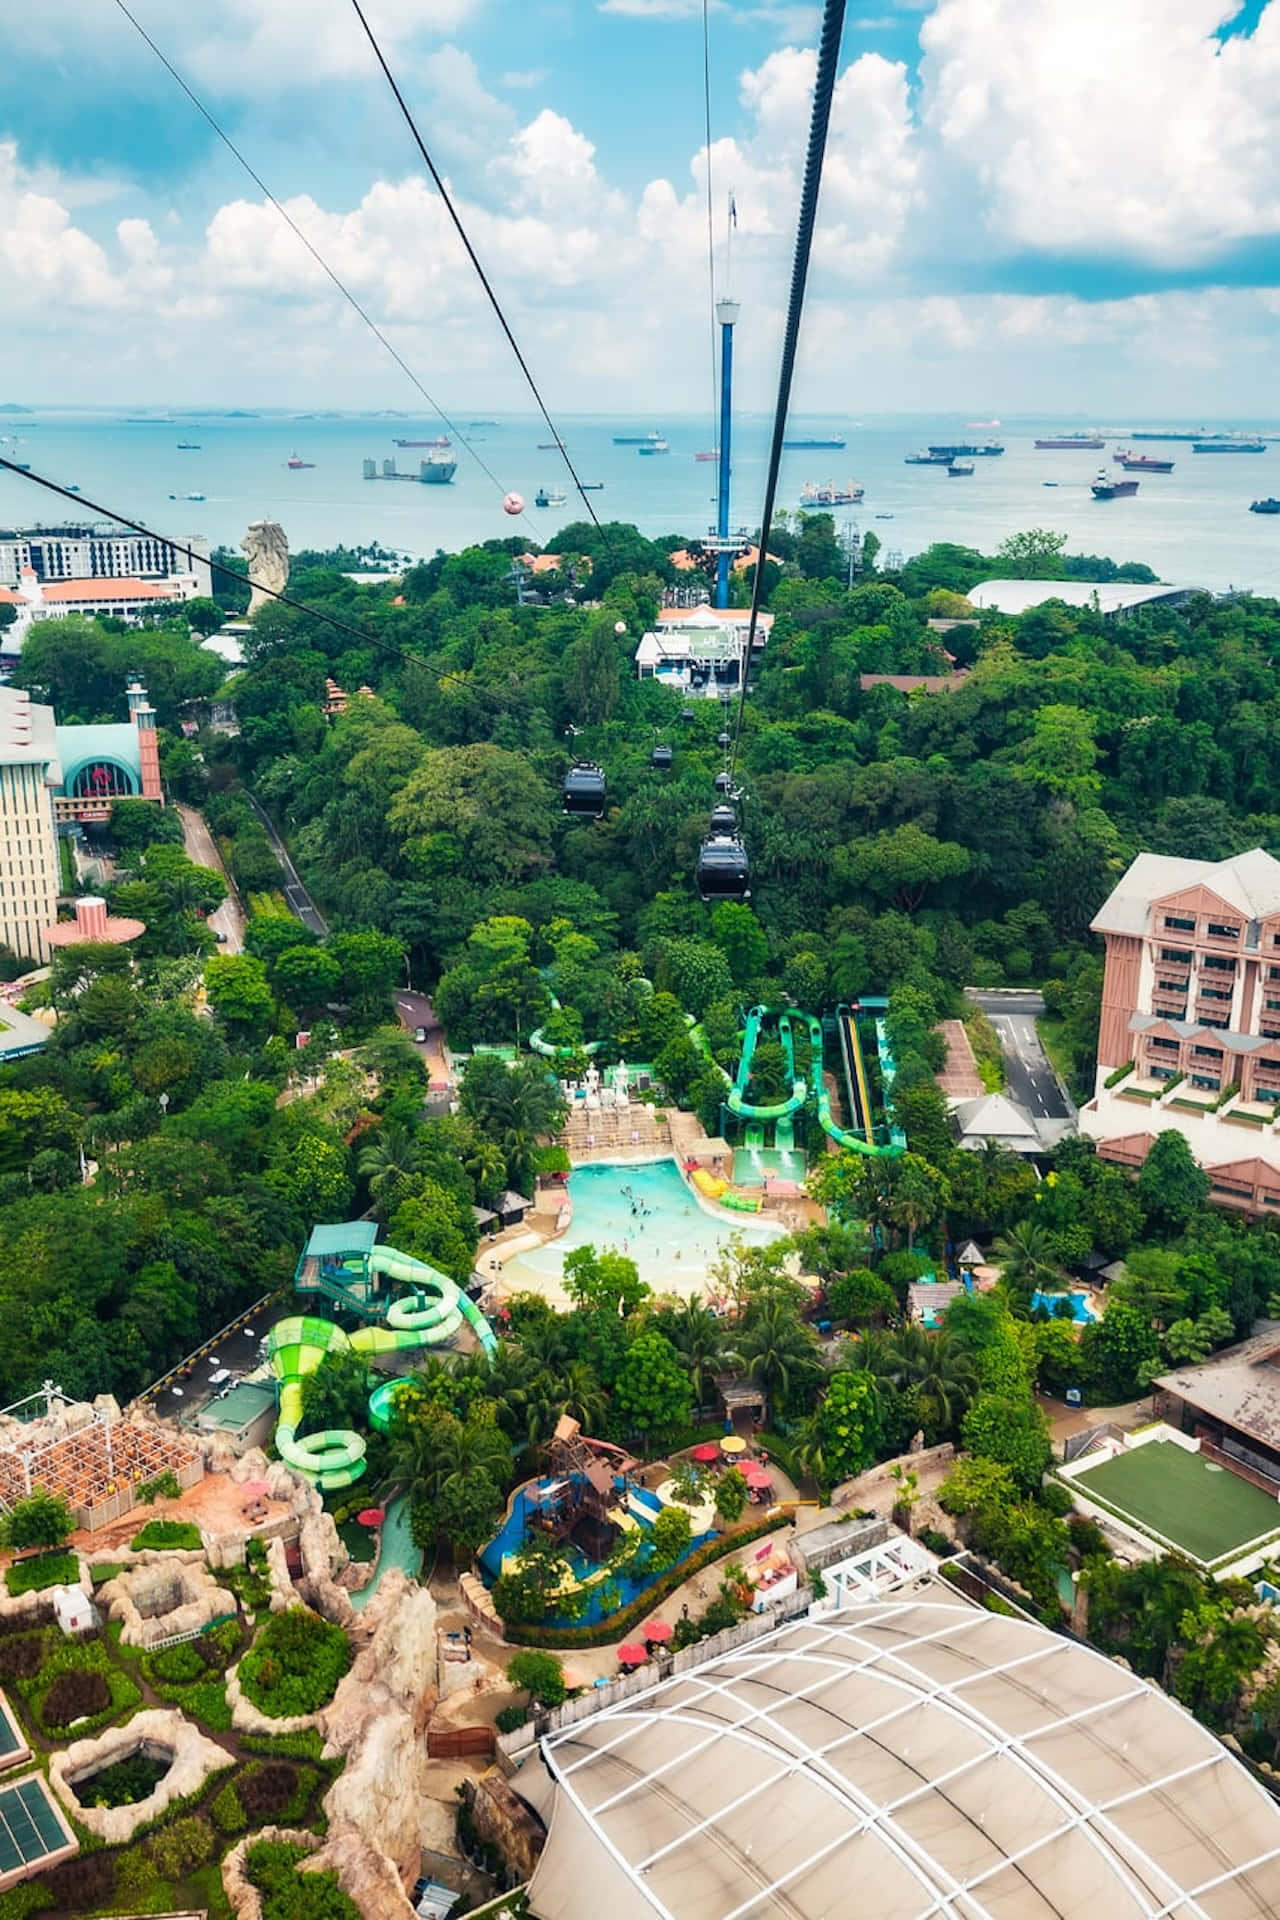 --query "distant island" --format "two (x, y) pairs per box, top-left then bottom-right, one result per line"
(0, 403), (32, 414)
